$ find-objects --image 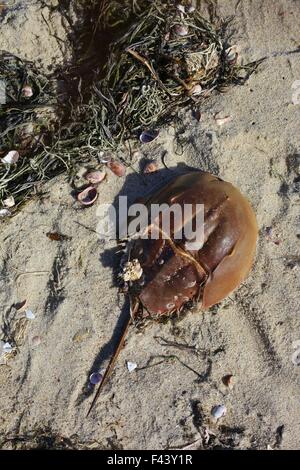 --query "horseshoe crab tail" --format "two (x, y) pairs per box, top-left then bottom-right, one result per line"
(87, 301), (138, 417)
